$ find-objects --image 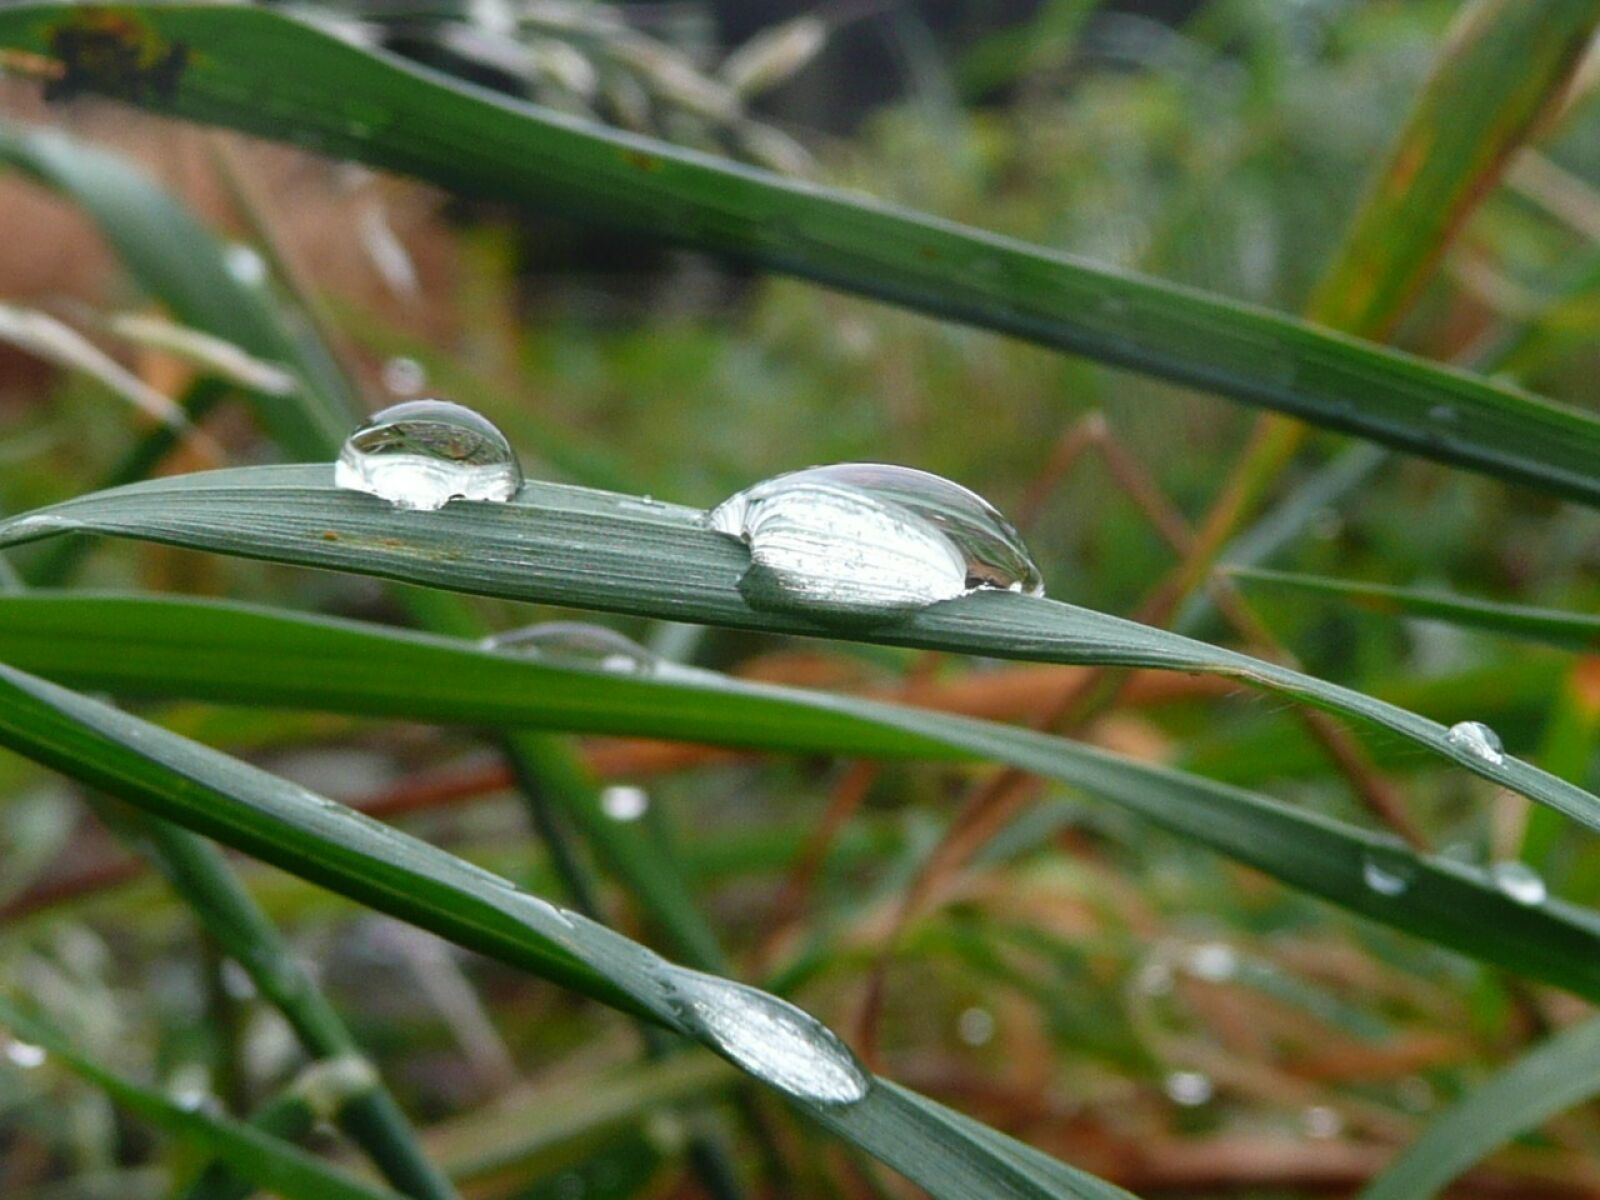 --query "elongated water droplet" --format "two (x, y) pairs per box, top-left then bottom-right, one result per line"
(659, 967), (869, 1105)
(335, 400), (523, 511)
(1164, 1070), (1212, 1106)
(1490, 861), (1546, 906)
(600, 785), (649, 822)
(482, 622), (656, 675)
(706, 463), (1043, 623)
(4, 1040), (45, 1069)
(1446, 720), (1504, 766)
